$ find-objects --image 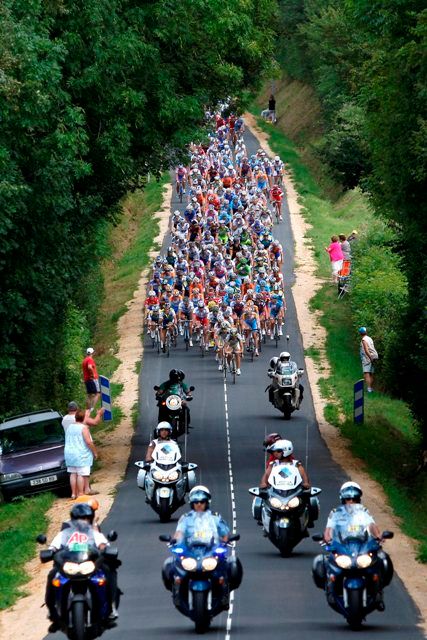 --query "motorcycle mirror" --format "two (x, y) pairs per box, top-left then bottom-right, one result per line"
(286, 335), (290, 342)
(153, 385), (160, 391)
(36, 534), (47, 544)
(135, 461), (145, 468)
(382, 531), (394, 539)
(107, 530), (118, 542)
(312, 533), (324, 542)
(310, 487), (322, 496)
(40, 549), (54, 563)
(298, 369), (304, 376)
(189, 386), (195, 391)
(159, 534), (172, 542)
(181, 463), (189, 472)
(248, 487), (260, 496)
(228, 533), (240, 542)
